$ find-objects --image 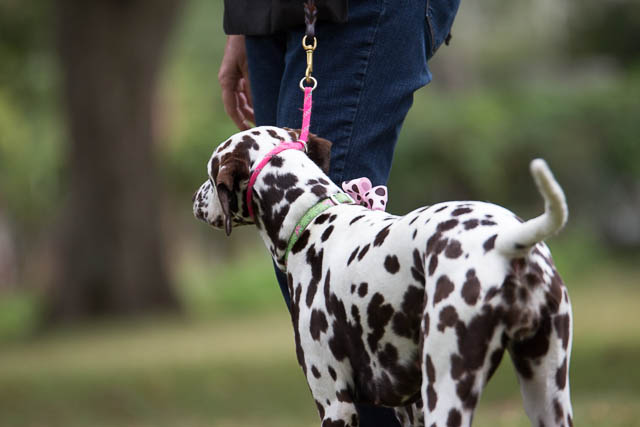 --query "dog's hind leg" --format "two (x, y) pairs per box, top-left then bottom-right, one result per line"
(420, 302), (507, 427)
(508, 308), (573, 427)
(319, 400), (358, 427)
